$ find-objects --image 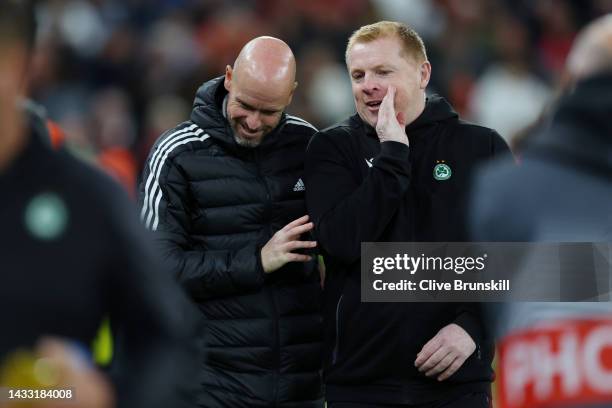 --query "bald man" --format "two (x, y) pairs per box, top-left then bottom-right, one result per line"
(138, 37), (323, 407)
(470, 14), (612, 408)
